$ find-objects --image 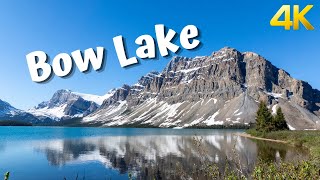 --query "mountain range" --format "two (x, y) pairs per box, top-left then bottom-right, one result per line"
(1, 47), (320, 130)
